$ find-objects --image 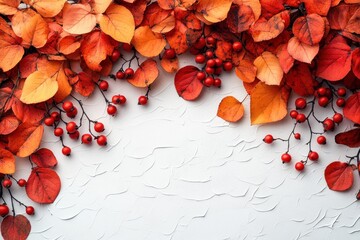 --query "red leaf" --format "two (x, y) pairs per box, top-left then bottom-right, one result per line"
(285, 63), (316, 96)
(26, 167), (61, 203)
(352, 48), (360, 79)
(30, 148), (58, 168)
(0, 115), (19, 135)
(335, 128), (360, 148)
(1, 215), (31, 240)
(343, 92), (360, 124)
(325, 161), (354, 191)
(174, 66), (203, 101)
(226, 4), (254, 33)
